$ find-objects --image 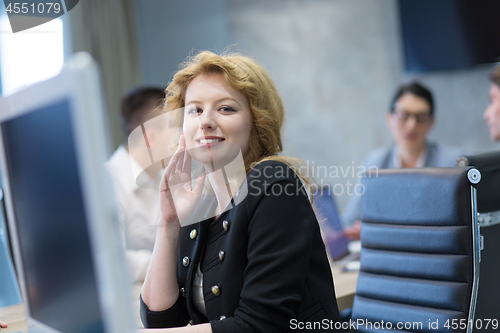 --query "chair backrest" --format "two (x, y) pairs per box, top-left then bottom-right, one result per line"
(352, 167), (480, 333)
(458, 152), (500, 332)
(458, 151), (500, 213)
